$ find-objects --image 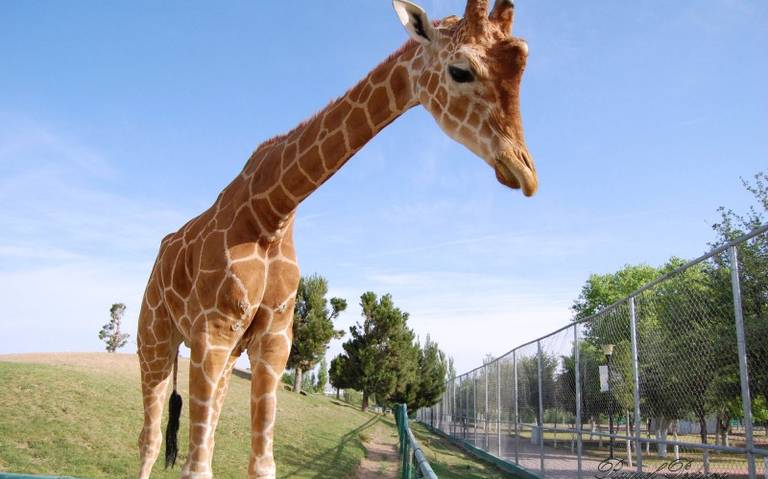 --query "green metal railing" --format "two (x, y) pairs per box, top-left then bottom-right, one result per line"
(394, 404), (438, 479)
